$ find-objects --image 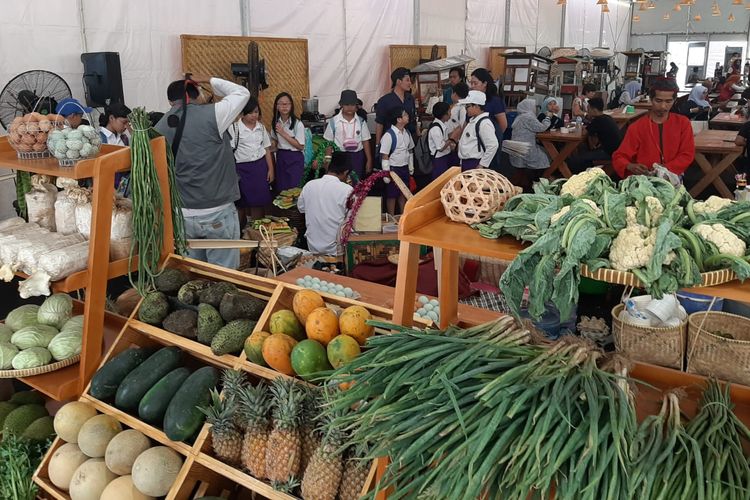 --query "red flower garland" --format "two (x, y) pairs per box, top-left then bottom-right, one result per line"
(339, 171), (390, 247)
